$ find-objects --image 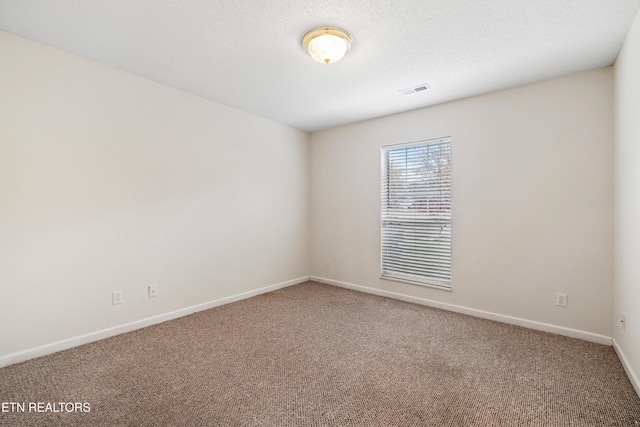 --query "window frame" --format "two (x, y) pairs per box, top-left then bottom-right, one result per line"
(380, 136), (453, 291)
